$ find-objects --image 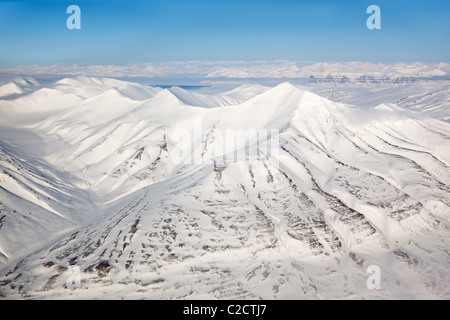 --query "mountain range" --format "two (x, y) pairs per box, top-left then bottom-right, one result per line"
(0, 76), (449, 299)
